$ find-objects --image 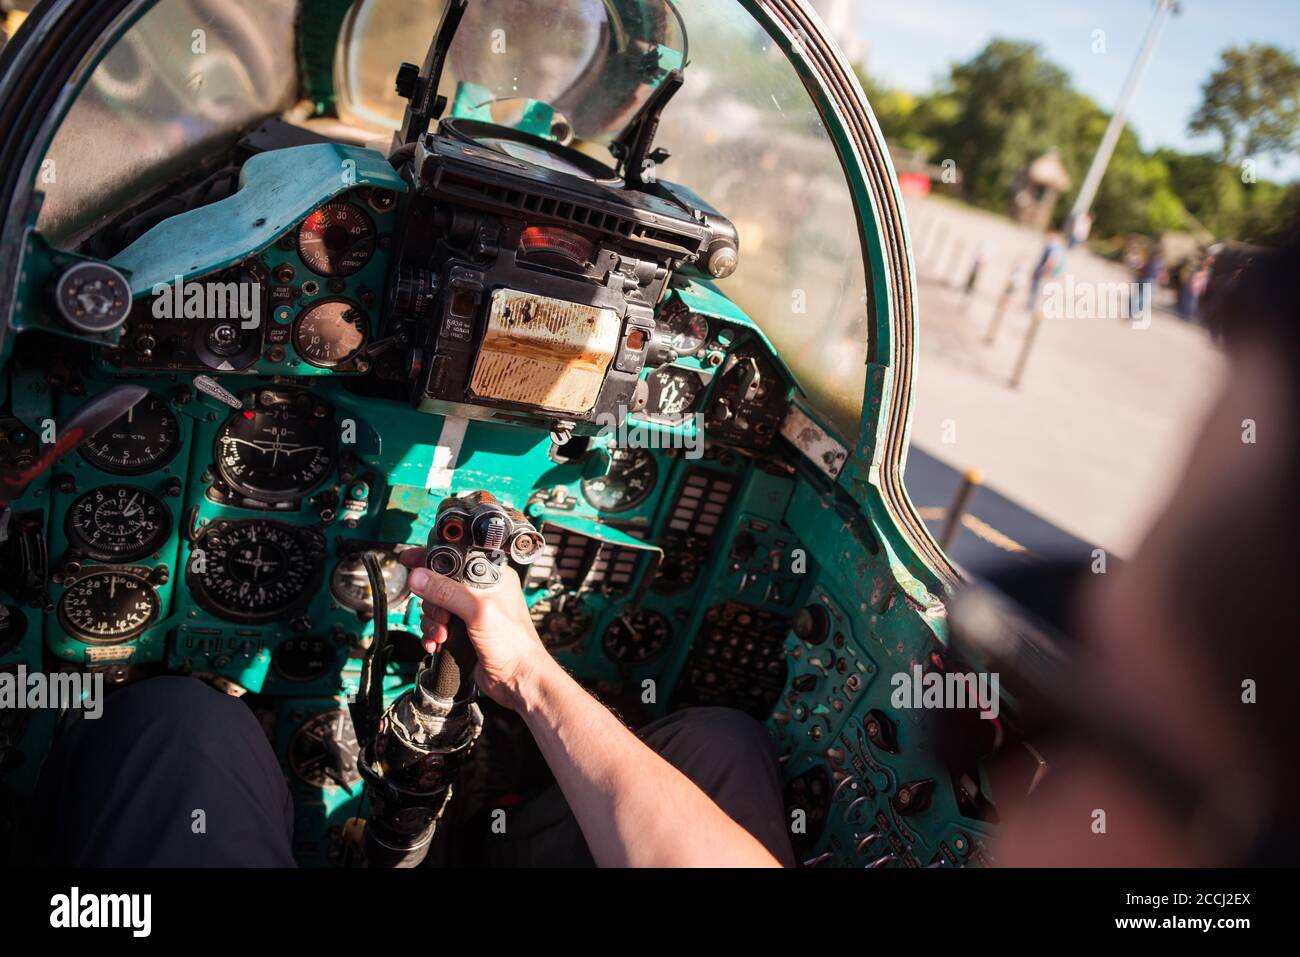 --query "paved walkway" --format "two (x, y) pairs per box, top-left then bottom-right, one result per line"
(901, 194), (1227, 559)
